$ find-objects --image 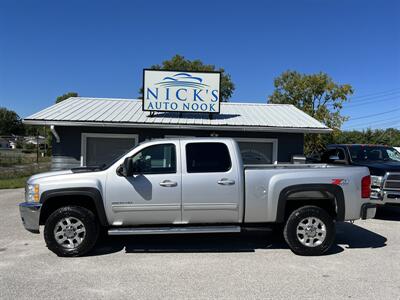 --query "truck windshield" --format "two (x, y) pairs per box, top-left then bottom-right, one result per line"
(98, 143), (142, 170)
(348, 145), (400, 163)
